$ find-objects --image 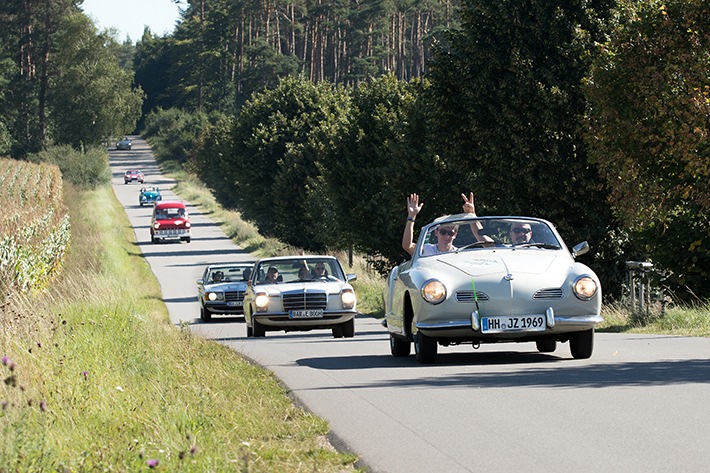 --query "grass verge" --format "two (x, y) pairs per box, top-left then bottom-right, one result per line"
(1, 183), (358, 472)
